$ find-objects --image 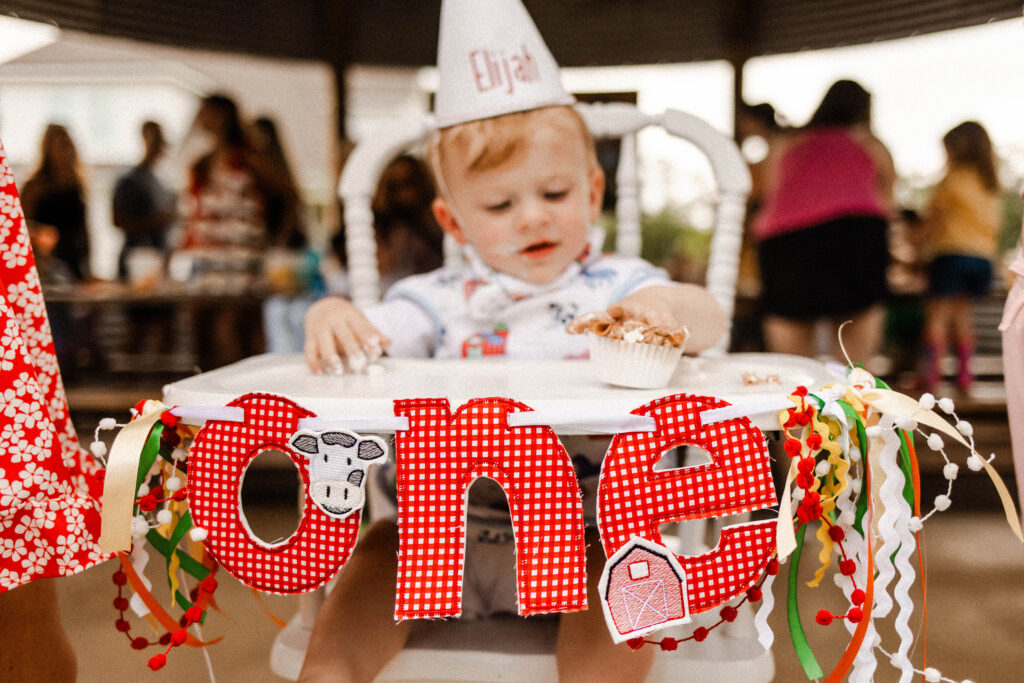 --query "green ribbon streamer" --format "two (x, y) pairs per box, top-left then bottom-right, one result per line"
(145, 528), (210, 582)
(788, 524), (825, 680)
(134, 422), (165, 493)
